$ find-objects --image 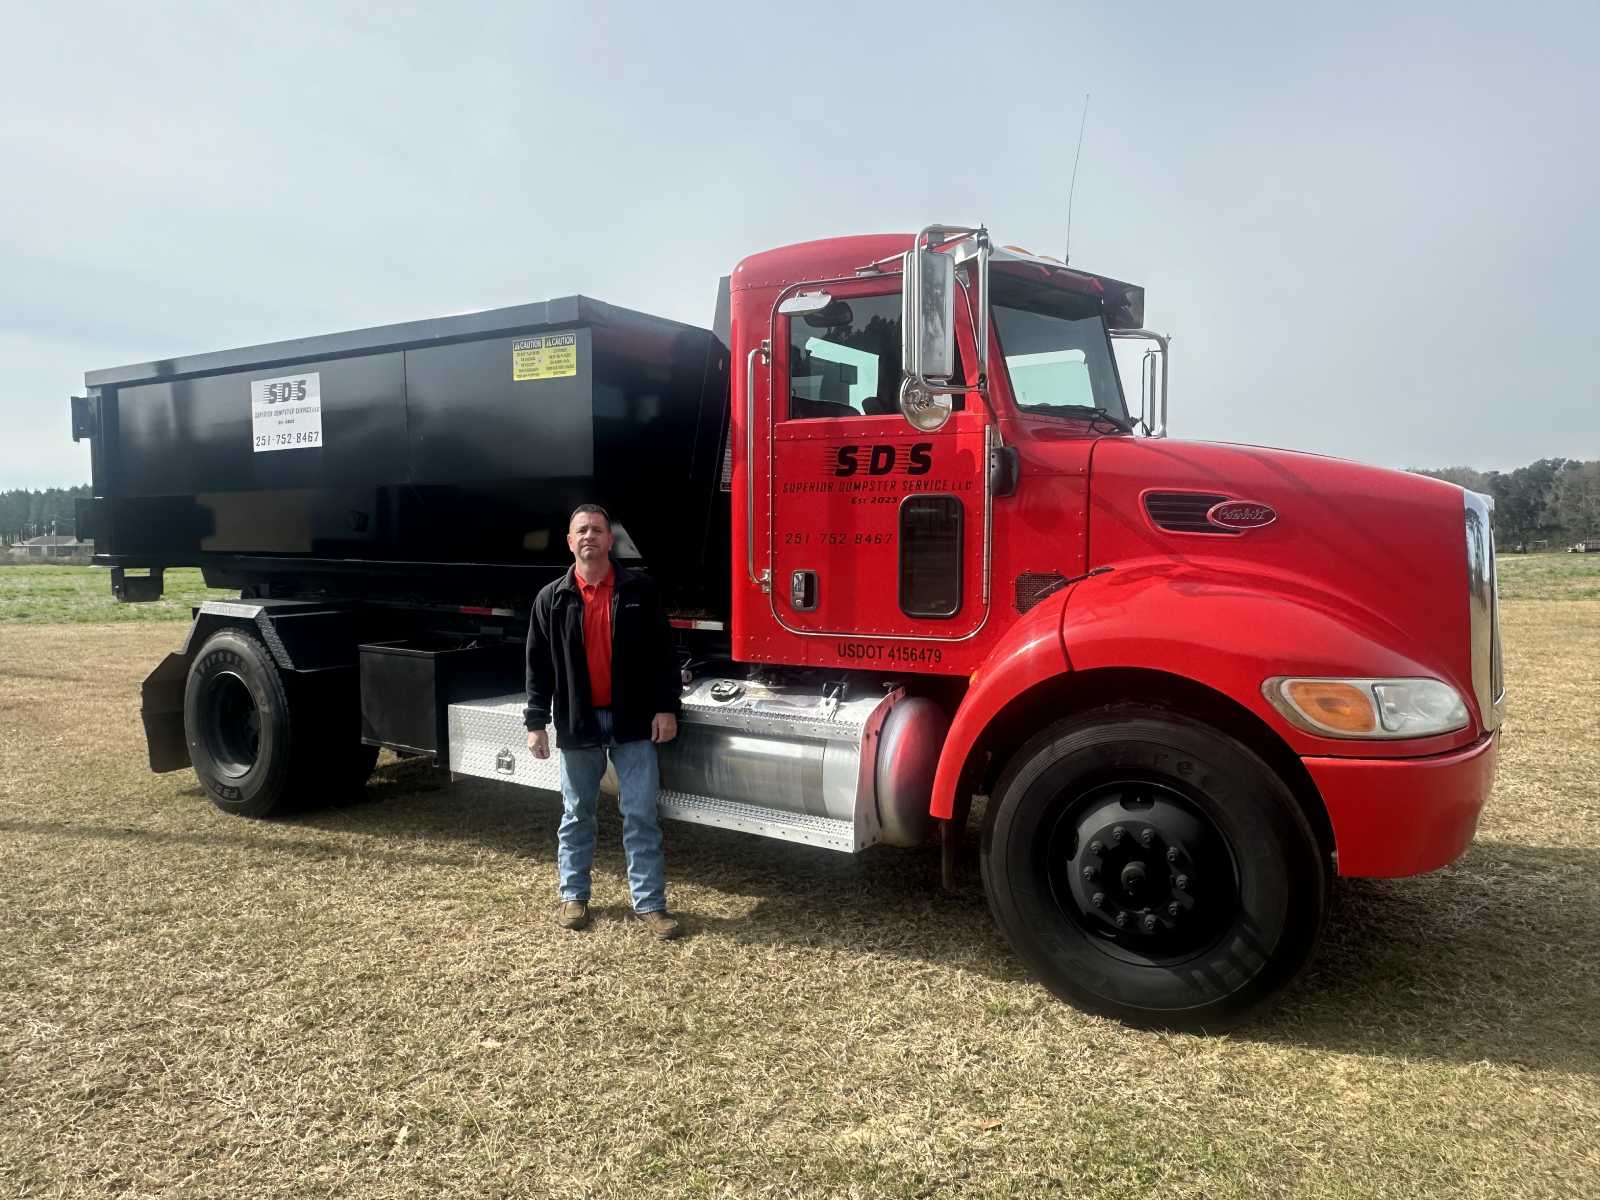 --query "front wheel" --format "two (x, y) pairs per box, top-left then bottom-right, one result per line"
(981, 705), (1327, 1032)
